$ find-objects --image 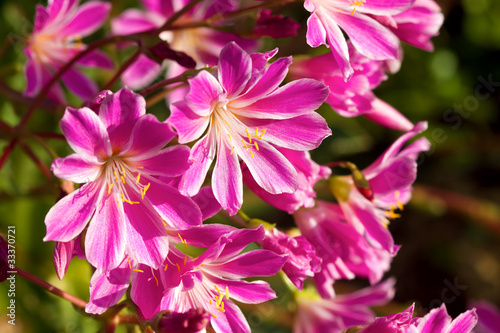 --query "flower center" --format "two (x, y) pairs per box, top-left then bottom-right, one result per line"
(29, 32), (83, 63)
(101, 157), (150, 205)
